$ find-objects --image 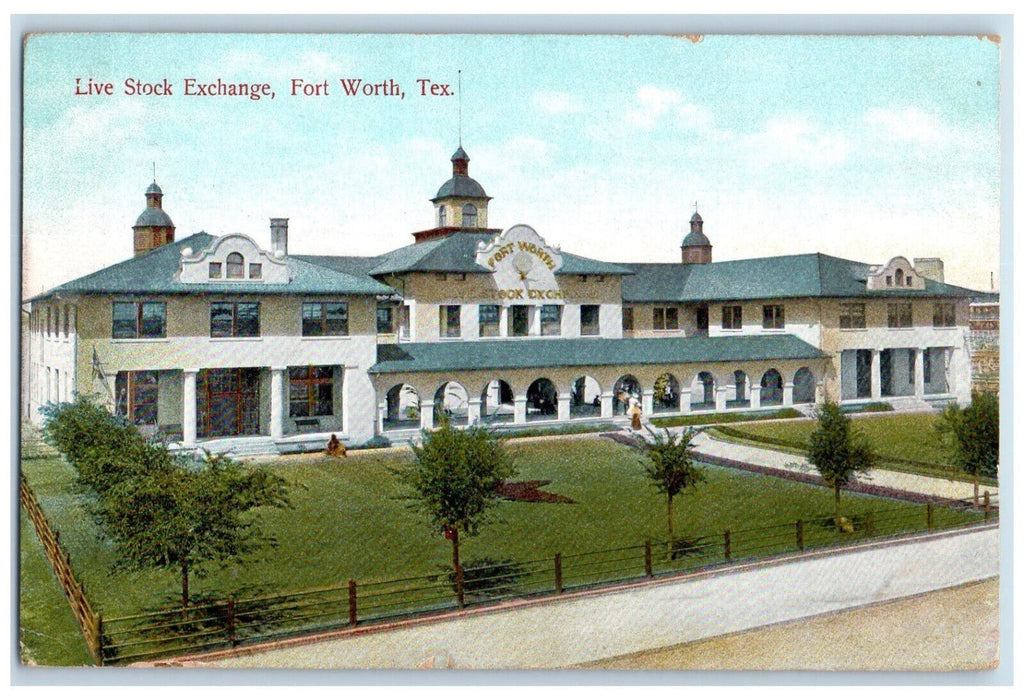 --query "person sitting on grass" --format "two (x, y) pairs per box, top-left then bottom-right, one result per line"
(327, 433), (347, 458)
